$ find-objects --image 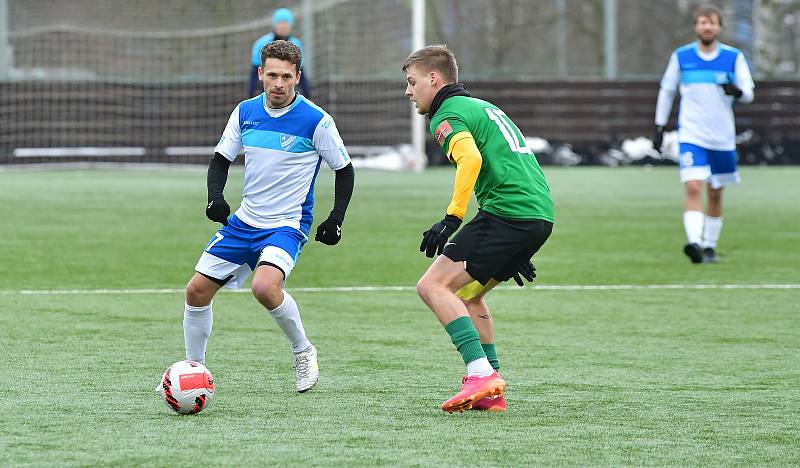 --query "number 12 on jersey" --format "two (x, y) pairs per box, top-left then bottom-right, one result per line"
(486, 108), (532, 155)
